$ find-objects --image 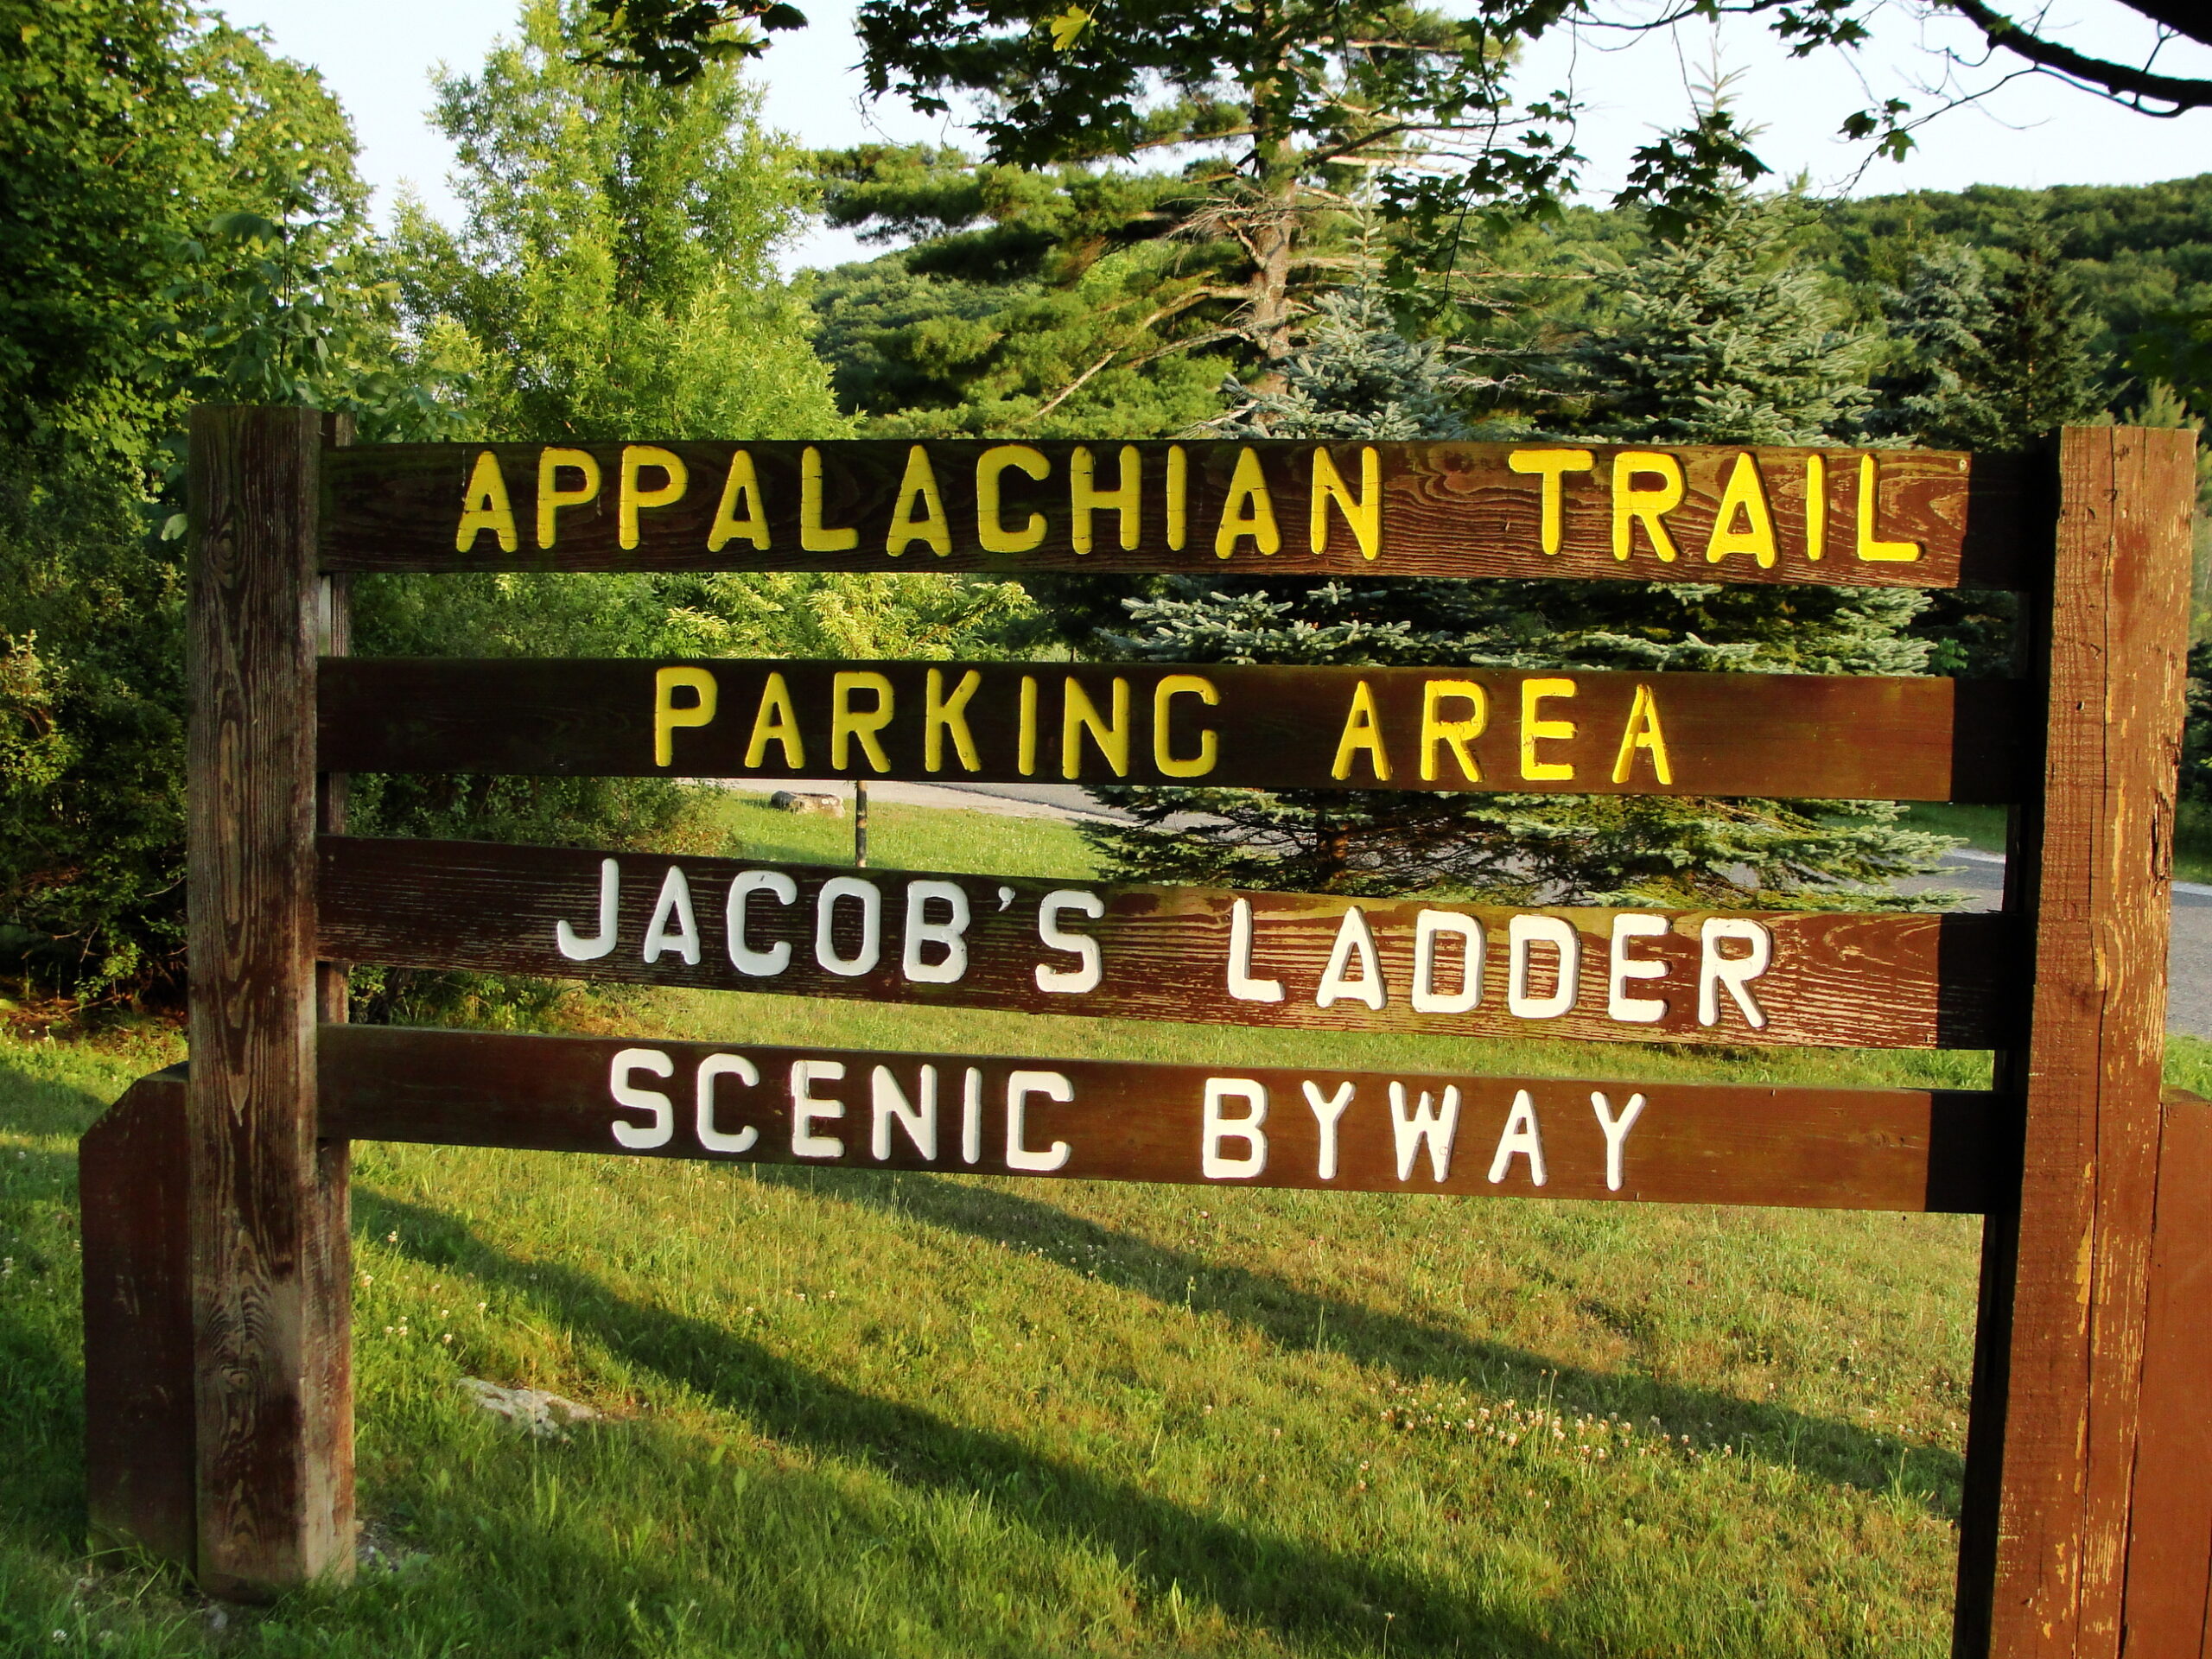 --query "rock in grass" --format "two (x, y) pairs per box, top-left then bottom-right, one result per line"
(460, 1376), (600, 1440)
(769, 790), (843, 817)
